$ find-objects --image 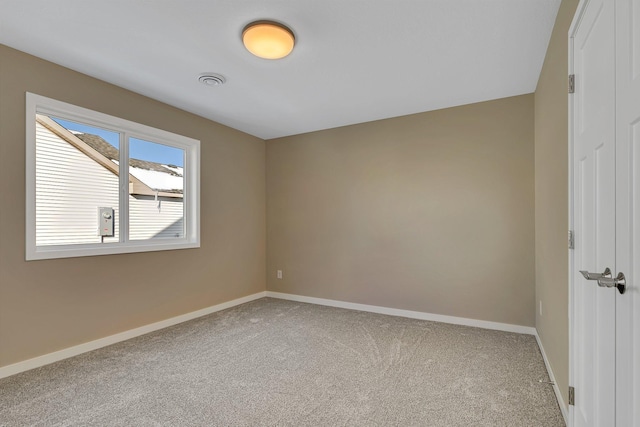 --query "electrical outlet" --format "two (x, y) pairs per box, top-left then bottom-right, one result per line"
(277, 270), (283, 279)
(539, 300), (543, 316)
